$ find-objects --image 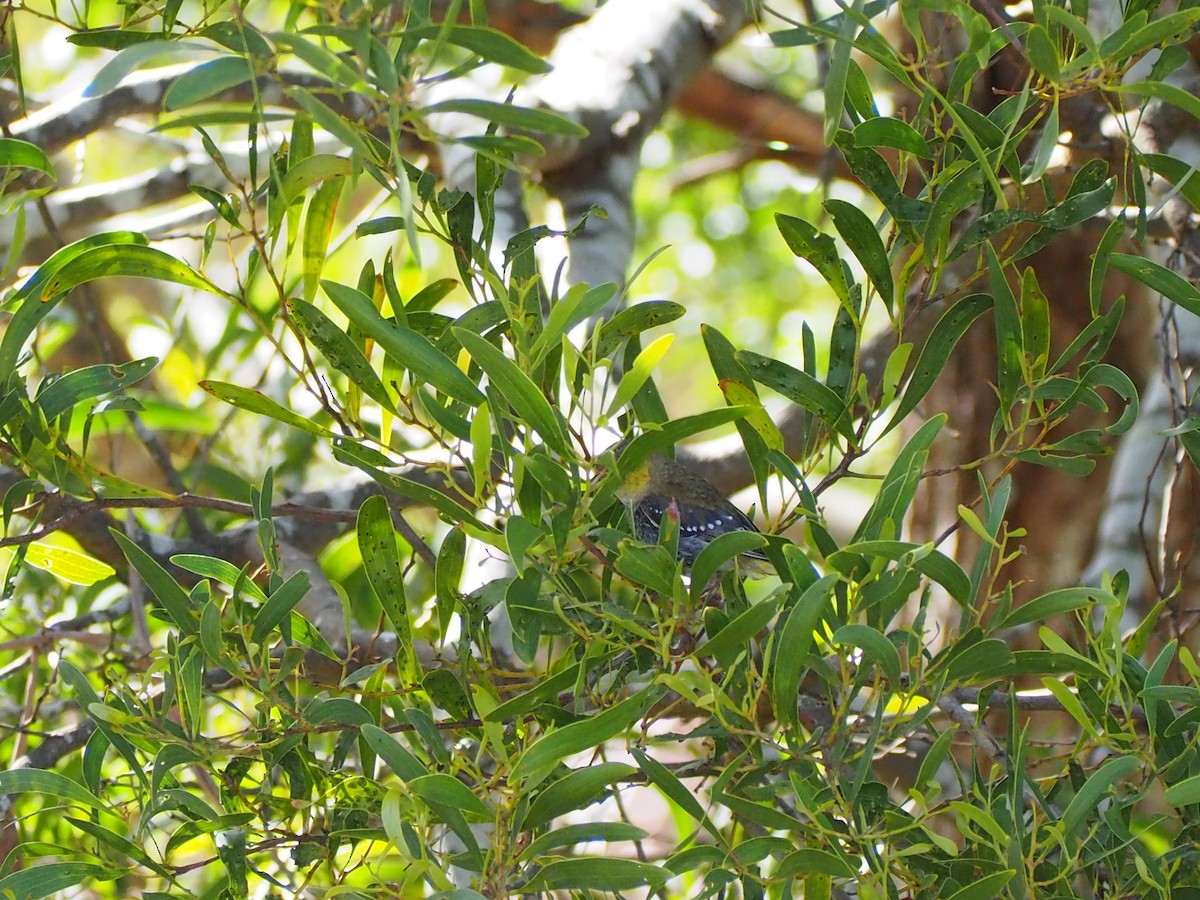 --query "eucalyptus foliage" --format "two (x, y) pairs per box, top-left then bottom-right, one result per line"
(2, 1), (1200, 898)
